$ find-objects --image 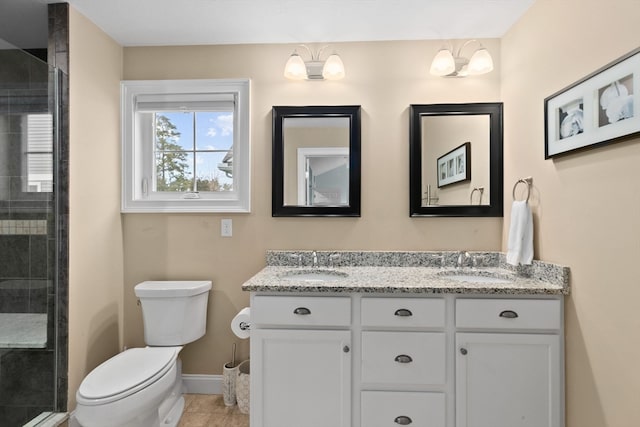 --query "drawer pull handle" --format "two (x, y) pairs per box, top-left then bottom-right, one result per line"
(394, 354), (413, 363)
(394, 308), (413, 317)
(293, 307), (311, 315)
(394, 416), (413, 425)
(499, 310), (519, 319)
(460, 347), (468, 355)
